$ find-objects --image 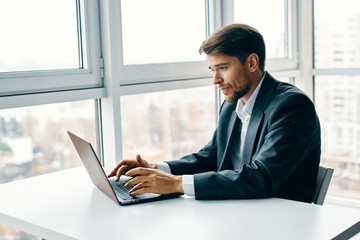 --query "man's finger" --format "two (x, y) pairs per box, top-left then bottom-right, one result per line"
(116, 164), (128, 181)
(118, 165), (129, 176)
(107, 170), (115, 178)
(136, 154), (152, 168)
(108, 159), (137, 177)
(124, 175), (148, 188)
(125, 167), (152, 177)
(118, 159), (140, 167)
(129, 183), (151, 196)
